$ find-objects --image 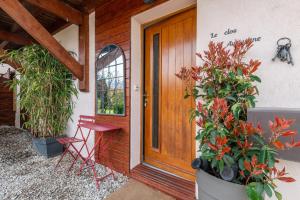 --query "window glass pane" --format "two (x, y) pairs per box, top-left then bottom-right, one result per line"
(97, 90), (108, 113)
(116, 77), (124, 89)
(152, 33), (160, 149)
(116, 55), (123, 64)
(103, 68), (109, 79)
(109, 66), (117, 78)
(109, 59), (116, 66)
(96, 45), (125, 115)
(96, 69), (103, 80)
(97, 79), (108, 91)
(117, 64), (124, 77)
